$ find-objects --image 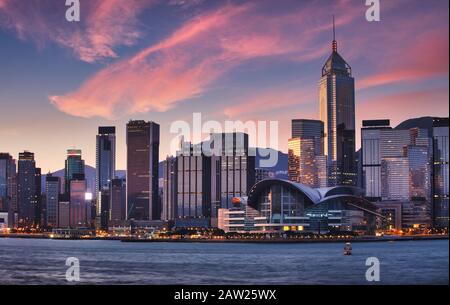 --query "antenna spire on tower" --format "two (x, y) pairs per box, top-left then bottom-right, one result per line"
(332, 15), (337, 52)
